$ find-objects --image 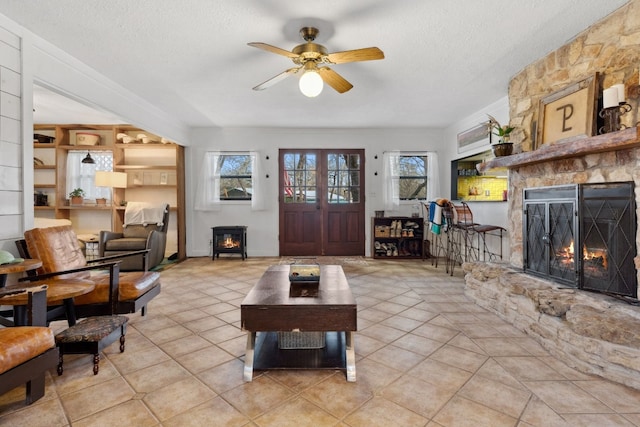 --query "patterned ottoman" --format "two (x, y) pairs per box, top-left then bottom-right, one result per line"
(55, 315), (128, 375)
